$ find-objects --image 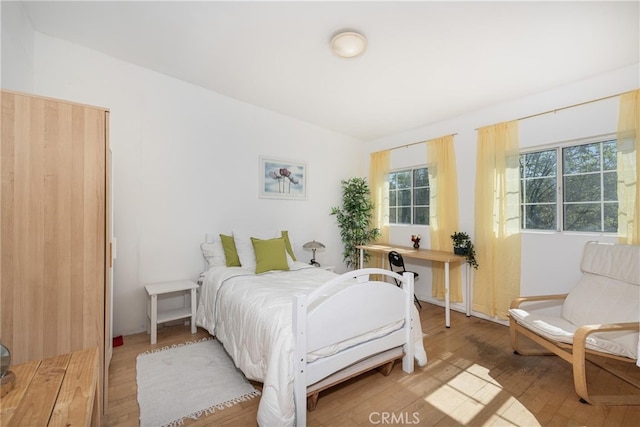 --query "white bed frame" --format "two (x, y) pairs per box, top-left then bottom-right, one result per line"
(293, 268), (415, 426)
